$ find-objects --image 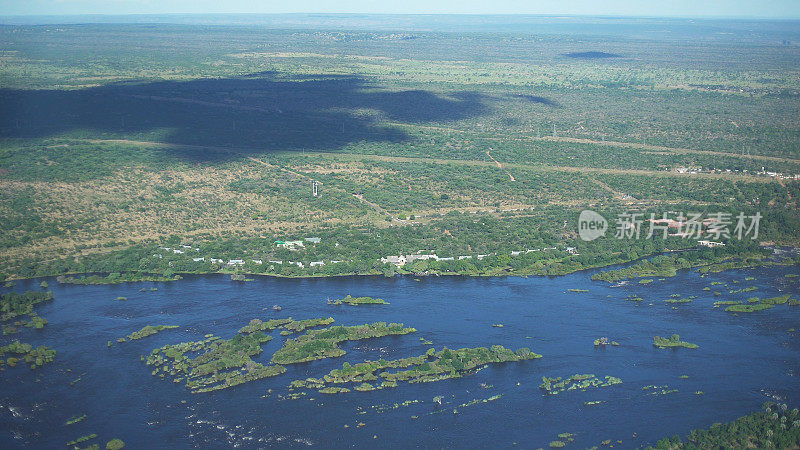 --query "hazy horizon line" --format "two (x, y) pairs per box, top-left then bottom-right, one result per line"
(2, 12), (800, 21)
